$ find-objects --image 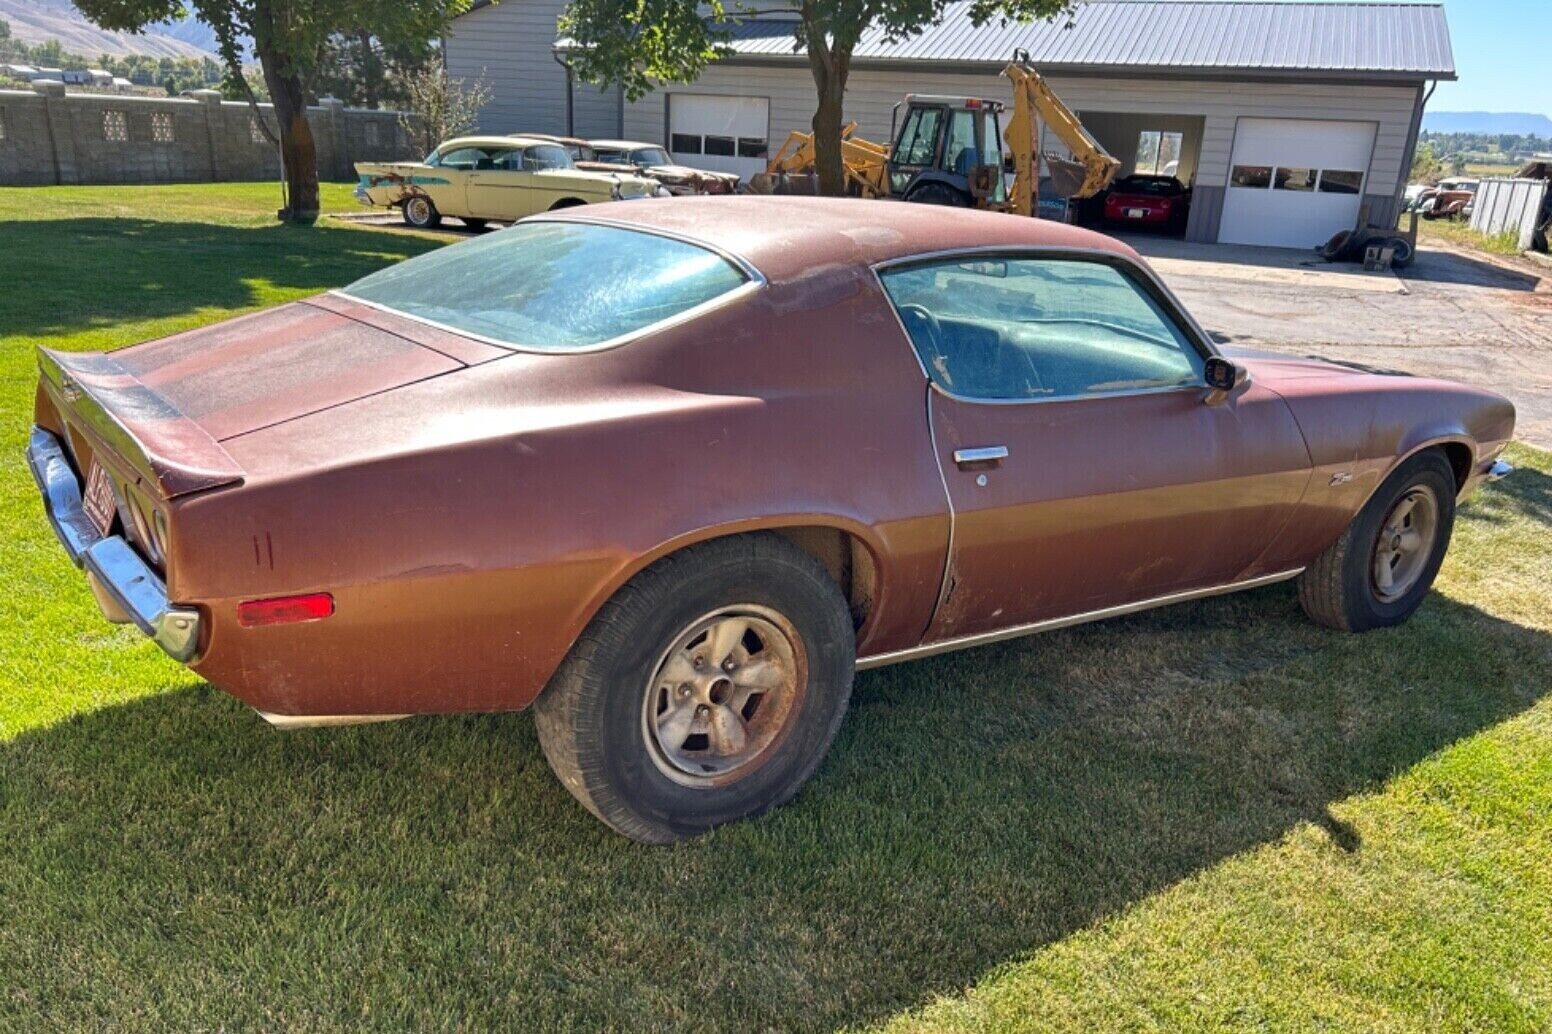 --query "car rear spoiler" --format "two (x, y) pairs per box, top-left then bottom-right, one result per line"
(37, 347), (245, 499)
